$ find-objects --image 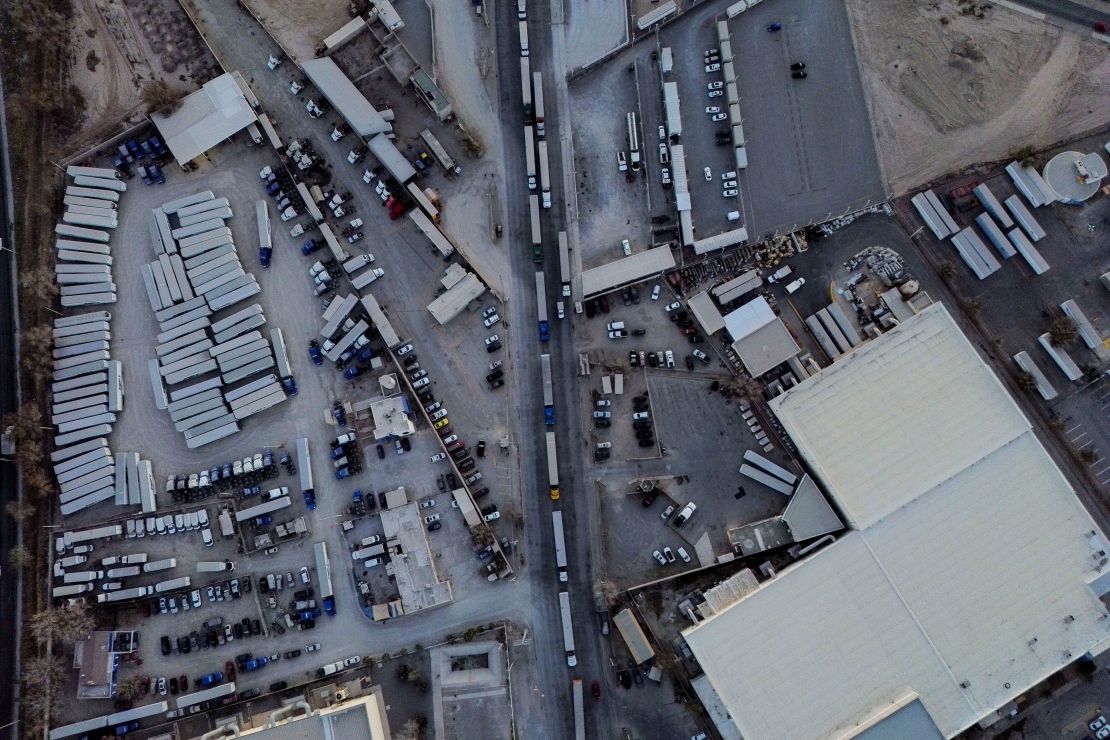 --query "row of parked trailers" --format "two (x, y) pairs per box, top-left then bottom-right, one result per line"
(57, 167), (123, 308)
(48, 309), (133, 516)
(911, 174), (1049, 281)
(139, 190), (295, 448)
